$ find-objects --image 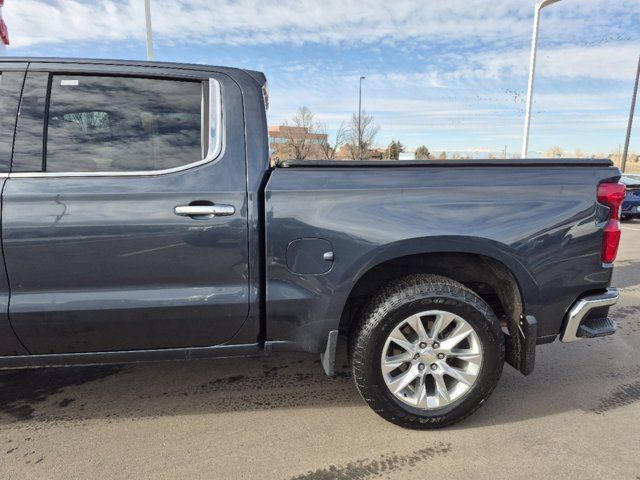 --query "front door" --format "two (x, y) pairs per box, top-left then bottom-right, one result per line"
(2, 64), (250, 354)
(0, 62), (28, 356)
